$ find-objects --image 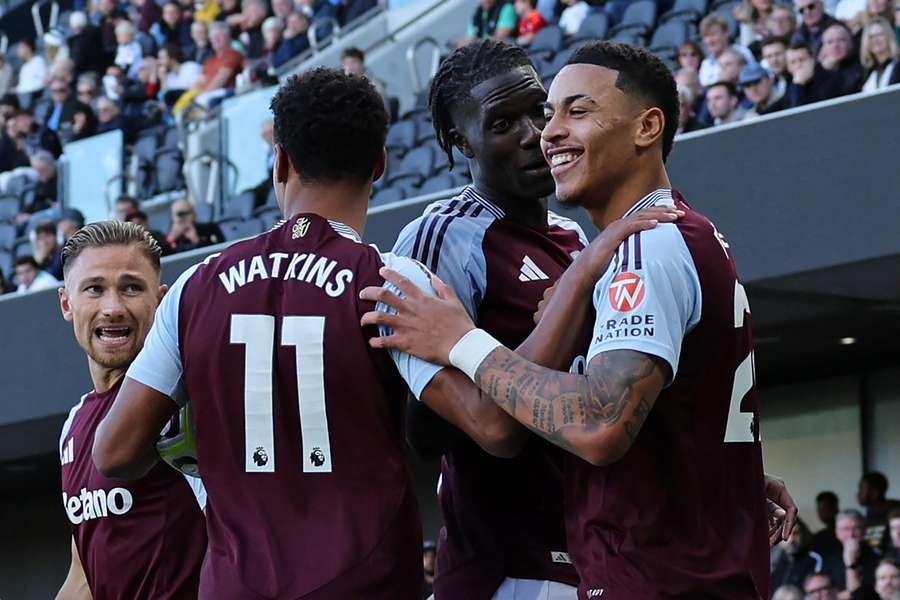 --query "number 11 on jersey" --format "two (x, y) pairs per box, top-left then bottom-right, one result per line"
(231, 314), (332, 474)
